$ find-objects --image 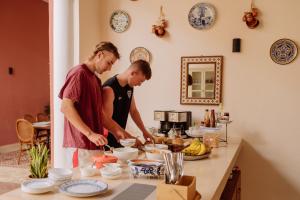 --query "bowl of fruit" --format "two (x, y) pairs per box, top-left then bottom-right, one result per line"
(182, 139), (211, 161)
